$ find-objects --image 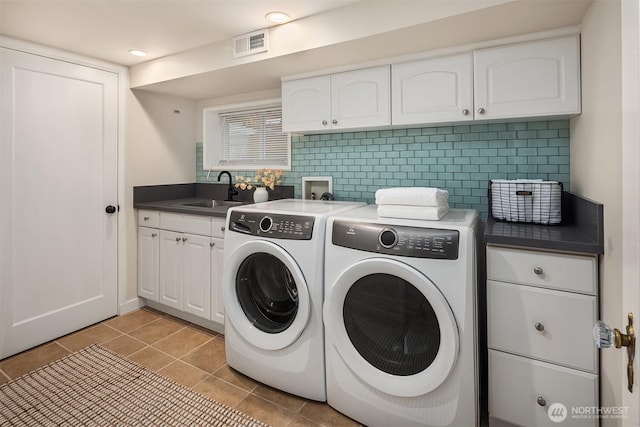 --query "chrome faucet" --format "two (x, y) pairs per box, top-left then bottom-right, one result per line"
(217, 171), (238, 201)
